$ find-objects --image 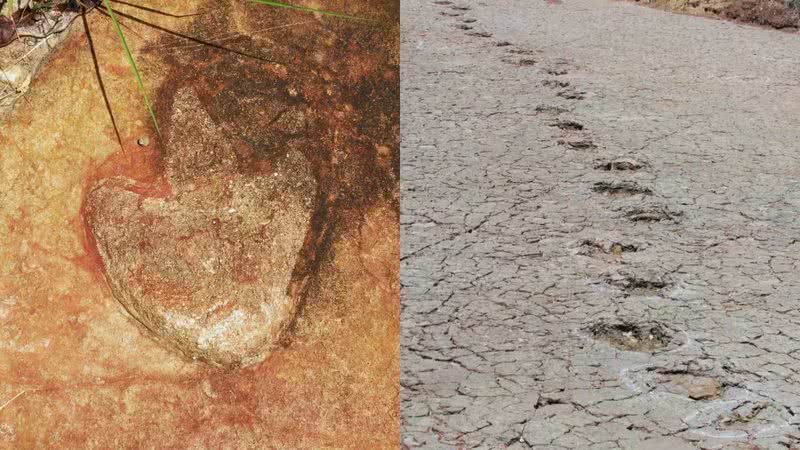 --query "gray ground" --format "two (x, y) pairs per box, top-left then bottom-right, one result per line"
(400, 0), (800, 448)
